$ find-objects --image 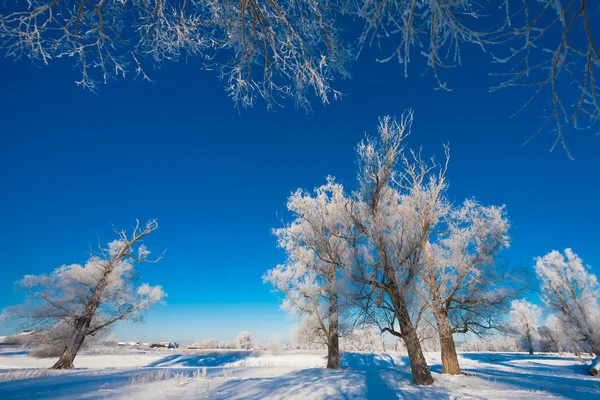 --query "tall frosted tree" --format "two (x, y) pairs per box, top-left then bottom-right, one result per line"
(1, 220), (166, 369)
(423, 199), (511, 375)
(264, 178), (354, 369)
(351, 113), (436, 385)
(534, 249), (600, 355)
